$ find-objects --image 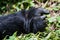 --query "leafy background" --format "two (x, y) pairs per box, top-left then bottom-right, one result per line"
(0, 0), (60, 40)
